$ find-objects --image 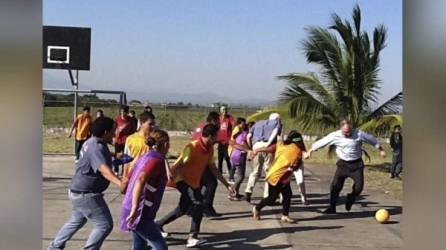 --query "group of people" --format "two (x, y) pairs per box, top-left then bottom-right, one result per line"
(49, 104), (402, 250)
